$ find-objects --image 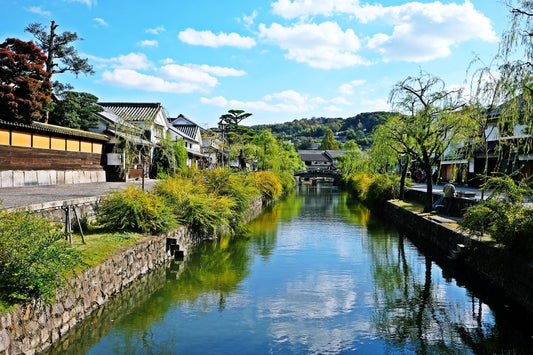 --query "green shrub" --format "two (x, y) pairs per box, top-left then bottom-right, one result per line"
(155, 176), (235, 236)
(460, 176), (533, 260)
(97, 186), (176, 234)
(344, 172), (372, 201)
(365, 174), (400, 208)
(276, 171), (296, 191)
(247, 171), (282, 200)
(0, 210), (82, 303)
